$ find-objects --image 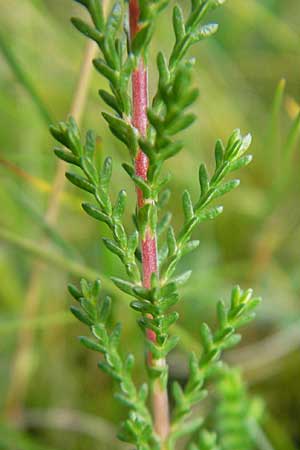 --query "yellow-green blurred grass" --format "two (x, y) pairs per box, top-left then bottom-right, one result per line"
(1, 0), (300, 449)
